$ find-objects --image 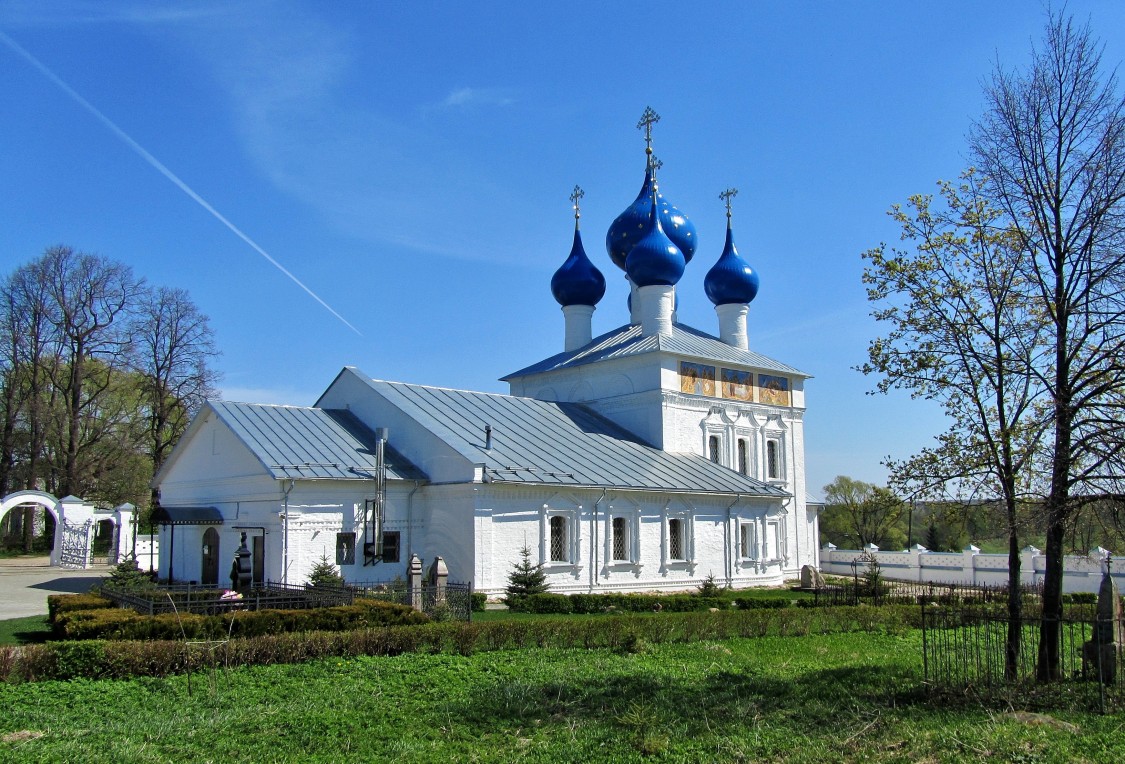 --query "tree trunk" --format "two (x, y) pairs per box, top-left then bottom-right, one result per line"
(1037, 499), (1067, 681)
(1005, 496), (1022, 681)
